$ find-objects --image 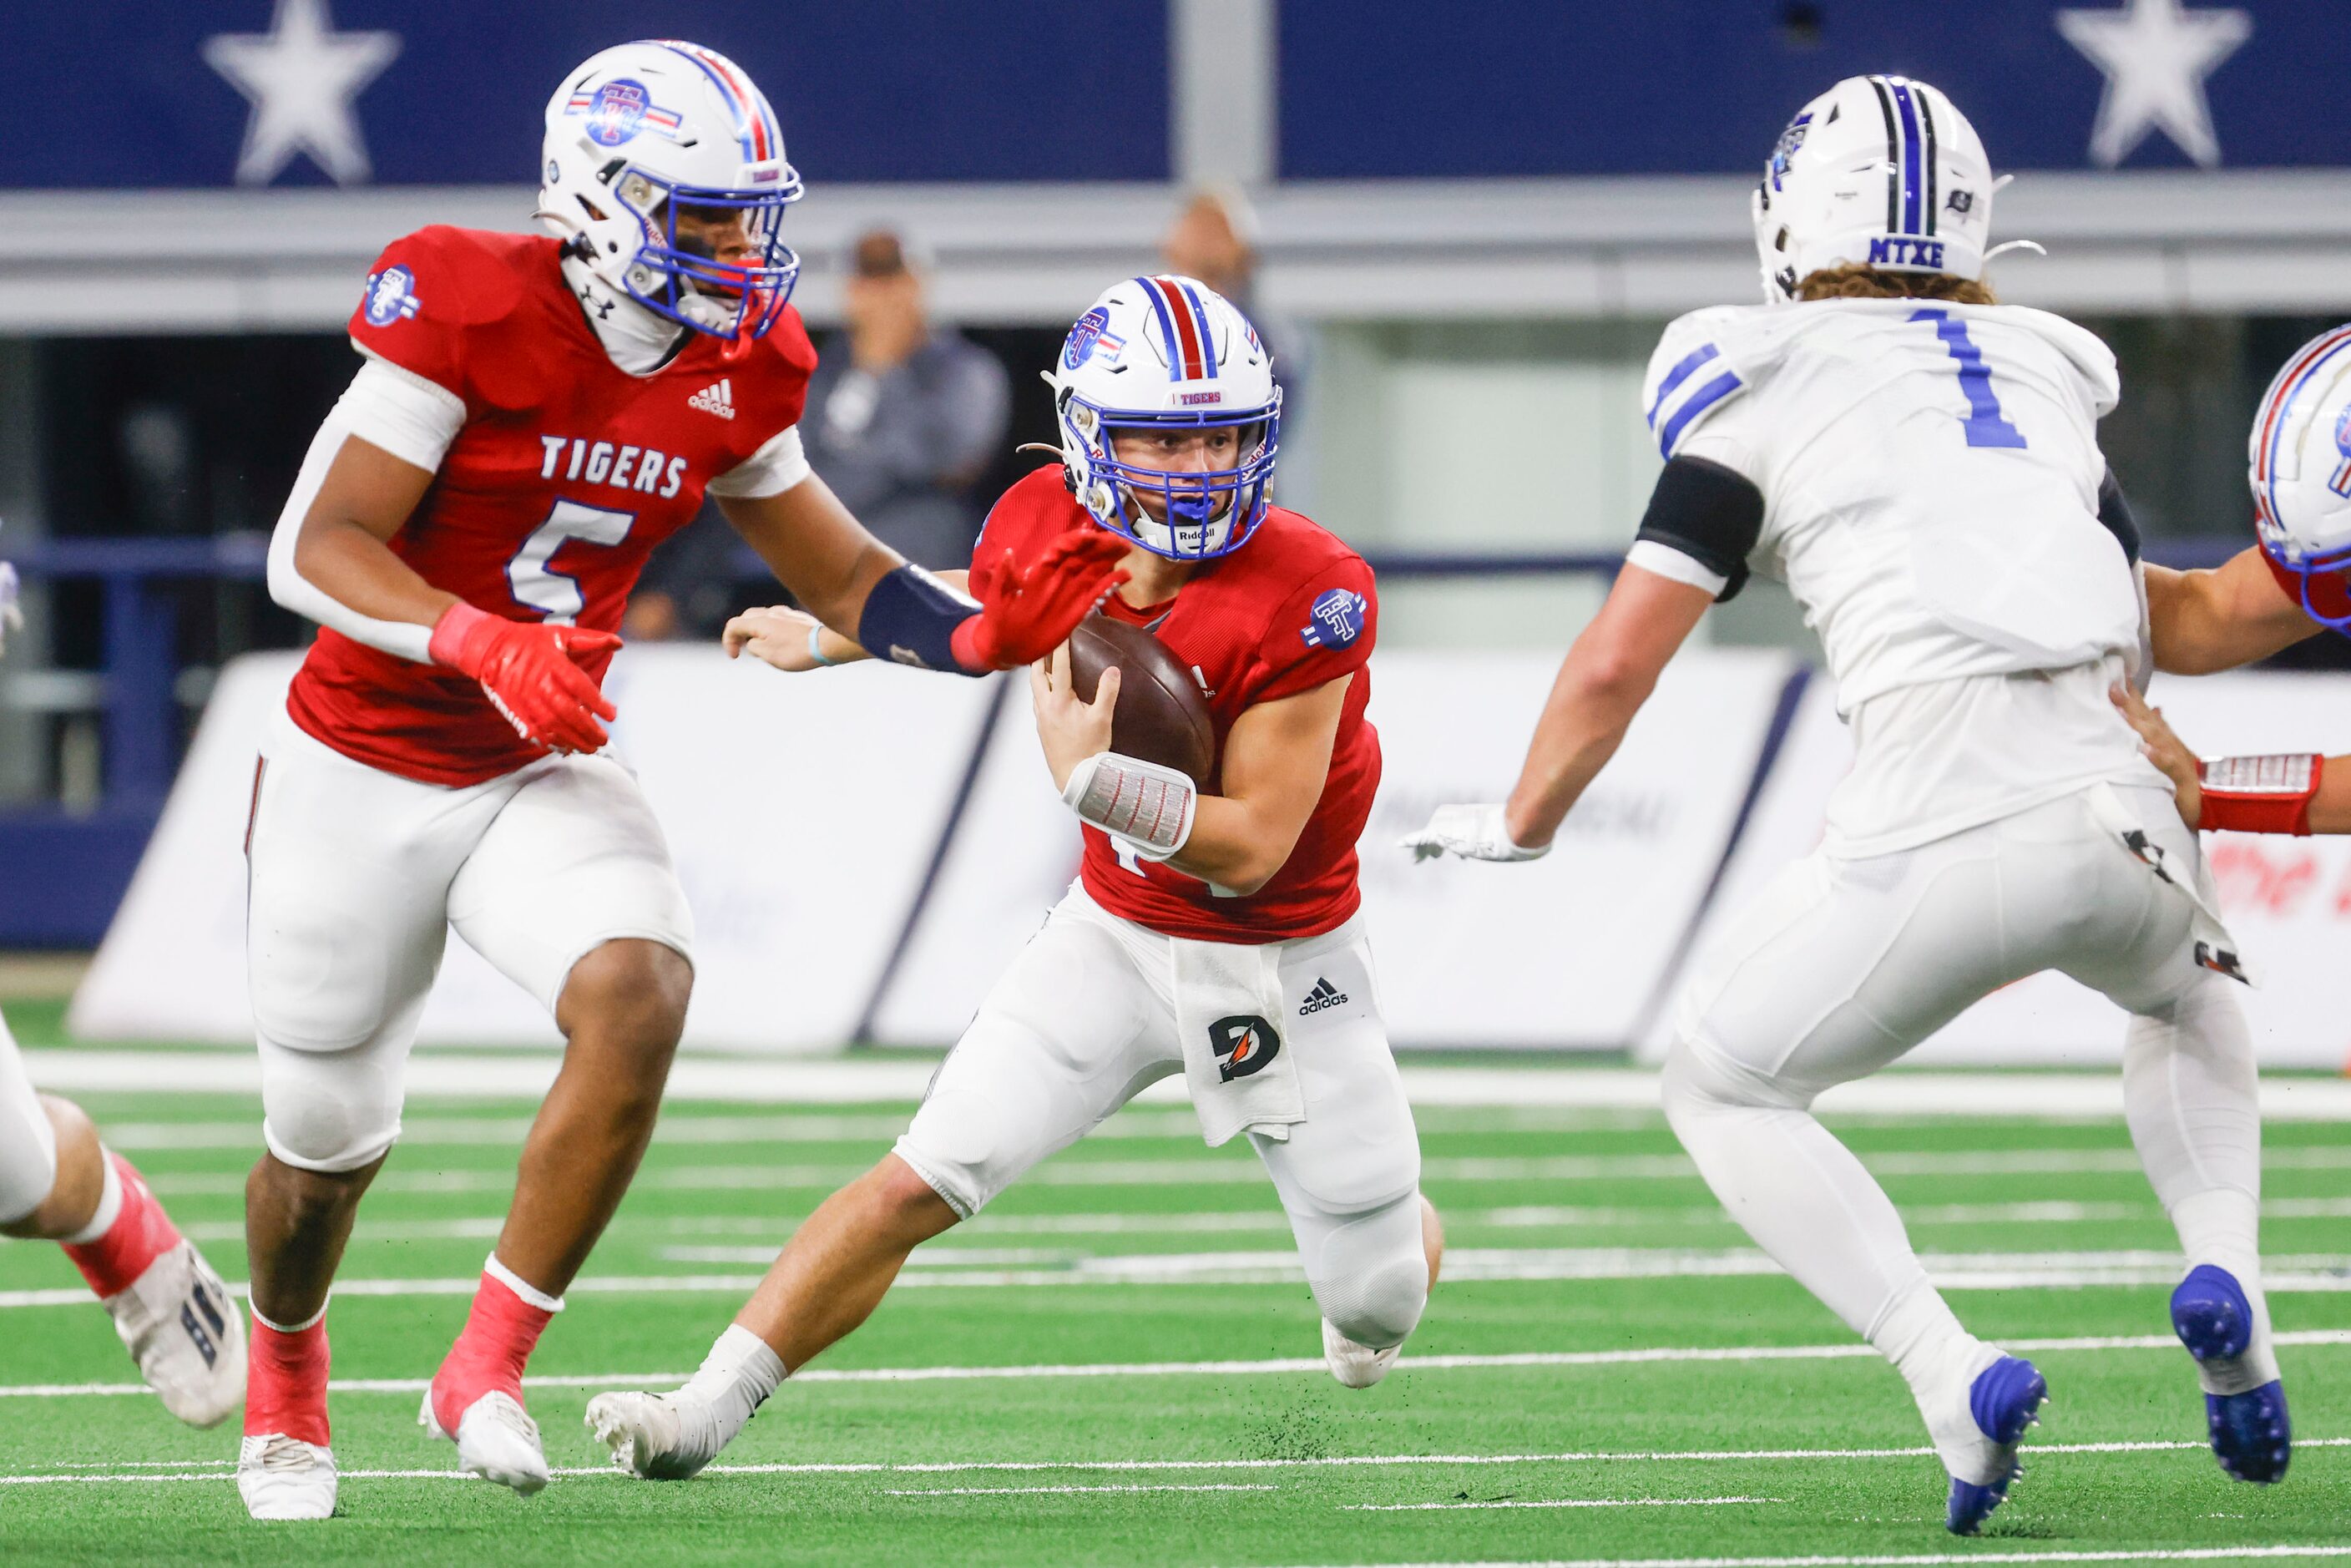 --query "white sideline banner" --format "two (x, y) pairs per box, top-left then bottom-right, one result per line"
(1646, 670), (2351, 1070)
(1352, 648), (1794, 1047)
(71, 648), (996, 1051)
